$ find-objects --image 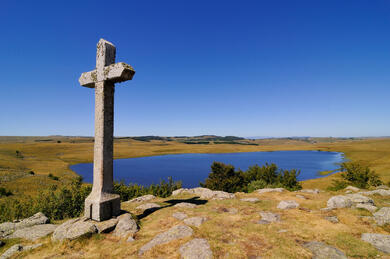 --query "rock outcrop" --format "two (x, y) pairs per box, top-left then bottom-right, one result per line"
(259, 211), (281, 223)
(52, 218), (97, 241)
(173, 212), (188, 220)
(183, 217), (207, 227)
(0, 212), (49, 238)
(172, 187), (235, 200)
(125, 194), (156, 203)
(0, 243), (42, 259)
(277, 200), (299, 210)
(361, 233), (390, 253)
(135, 202), (161, 211)
(6, 224), (57, 241)
(327, 194), (374, 209)
(113, 213), (138, 237)
(179, 238), (213, 259)
(373, 207), (390, 226)
(359, 189), (390, 196)
(303, 241), (347, 259)
(256, 188), (285, 194)
(139, 225), (193, 255)
(240, 197), (260, 202)
(174, 202), (197, 208)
